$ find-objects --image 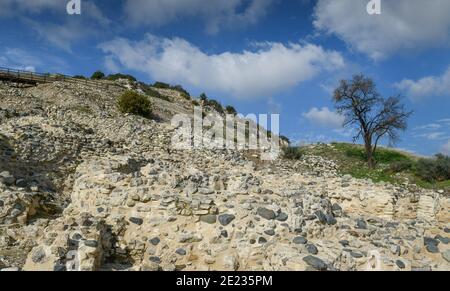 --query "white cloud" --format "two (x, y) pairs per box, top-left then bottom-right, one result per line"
(415, 132), (448, 141)
(123, 0), (274, 34)
(313, 0), (450, 60)
(442, 141), (450, 155)
(303, 107), (345, 128)
(0, 48), (41, 71)
(99, 34), (345, 98)
(394, 66), (450, 101)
